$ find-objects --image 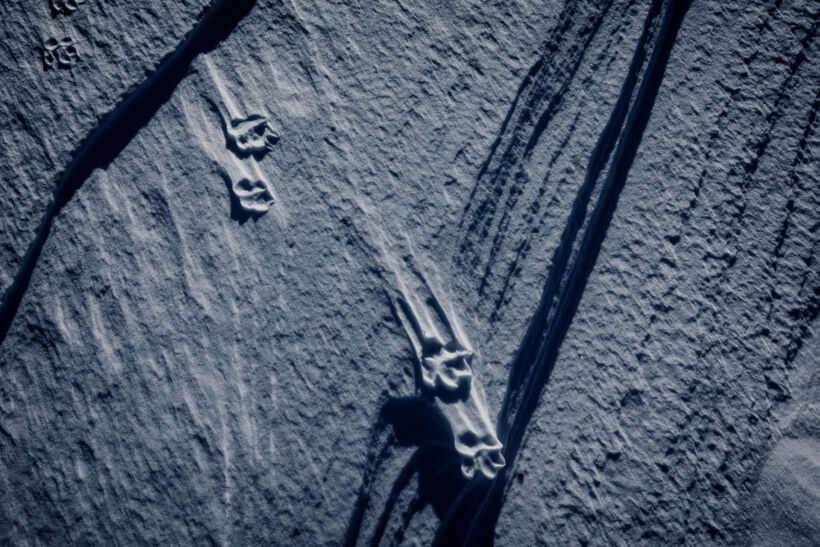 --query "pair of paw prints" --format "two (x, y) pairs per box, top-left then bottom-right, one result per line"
(51, 0), (85, 16)
(223, 114), (280, 215)
(43, 37), (78, 70)
(394, 284), (506, 479)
